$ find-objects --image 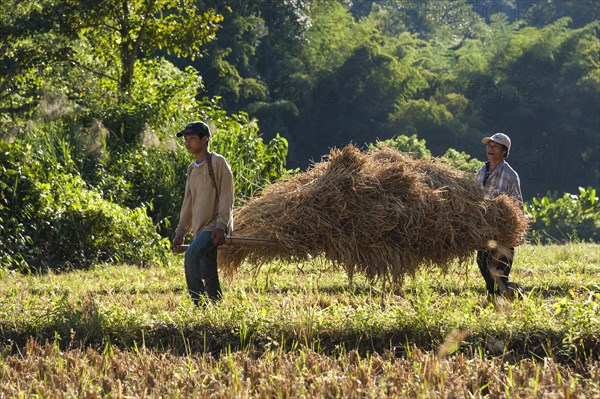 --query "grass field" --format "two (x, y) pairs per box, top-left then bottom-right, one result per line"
(1, 243), (599, 398)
